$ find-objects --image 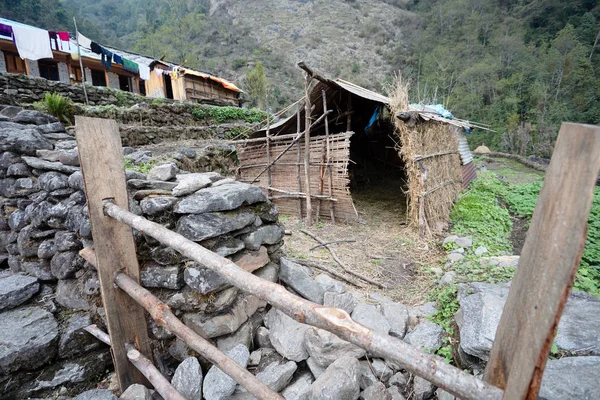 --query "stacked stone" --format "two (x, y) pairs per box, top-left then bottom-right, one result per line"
(0, 72), (145, 107)
(0, 105), (286, 399)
